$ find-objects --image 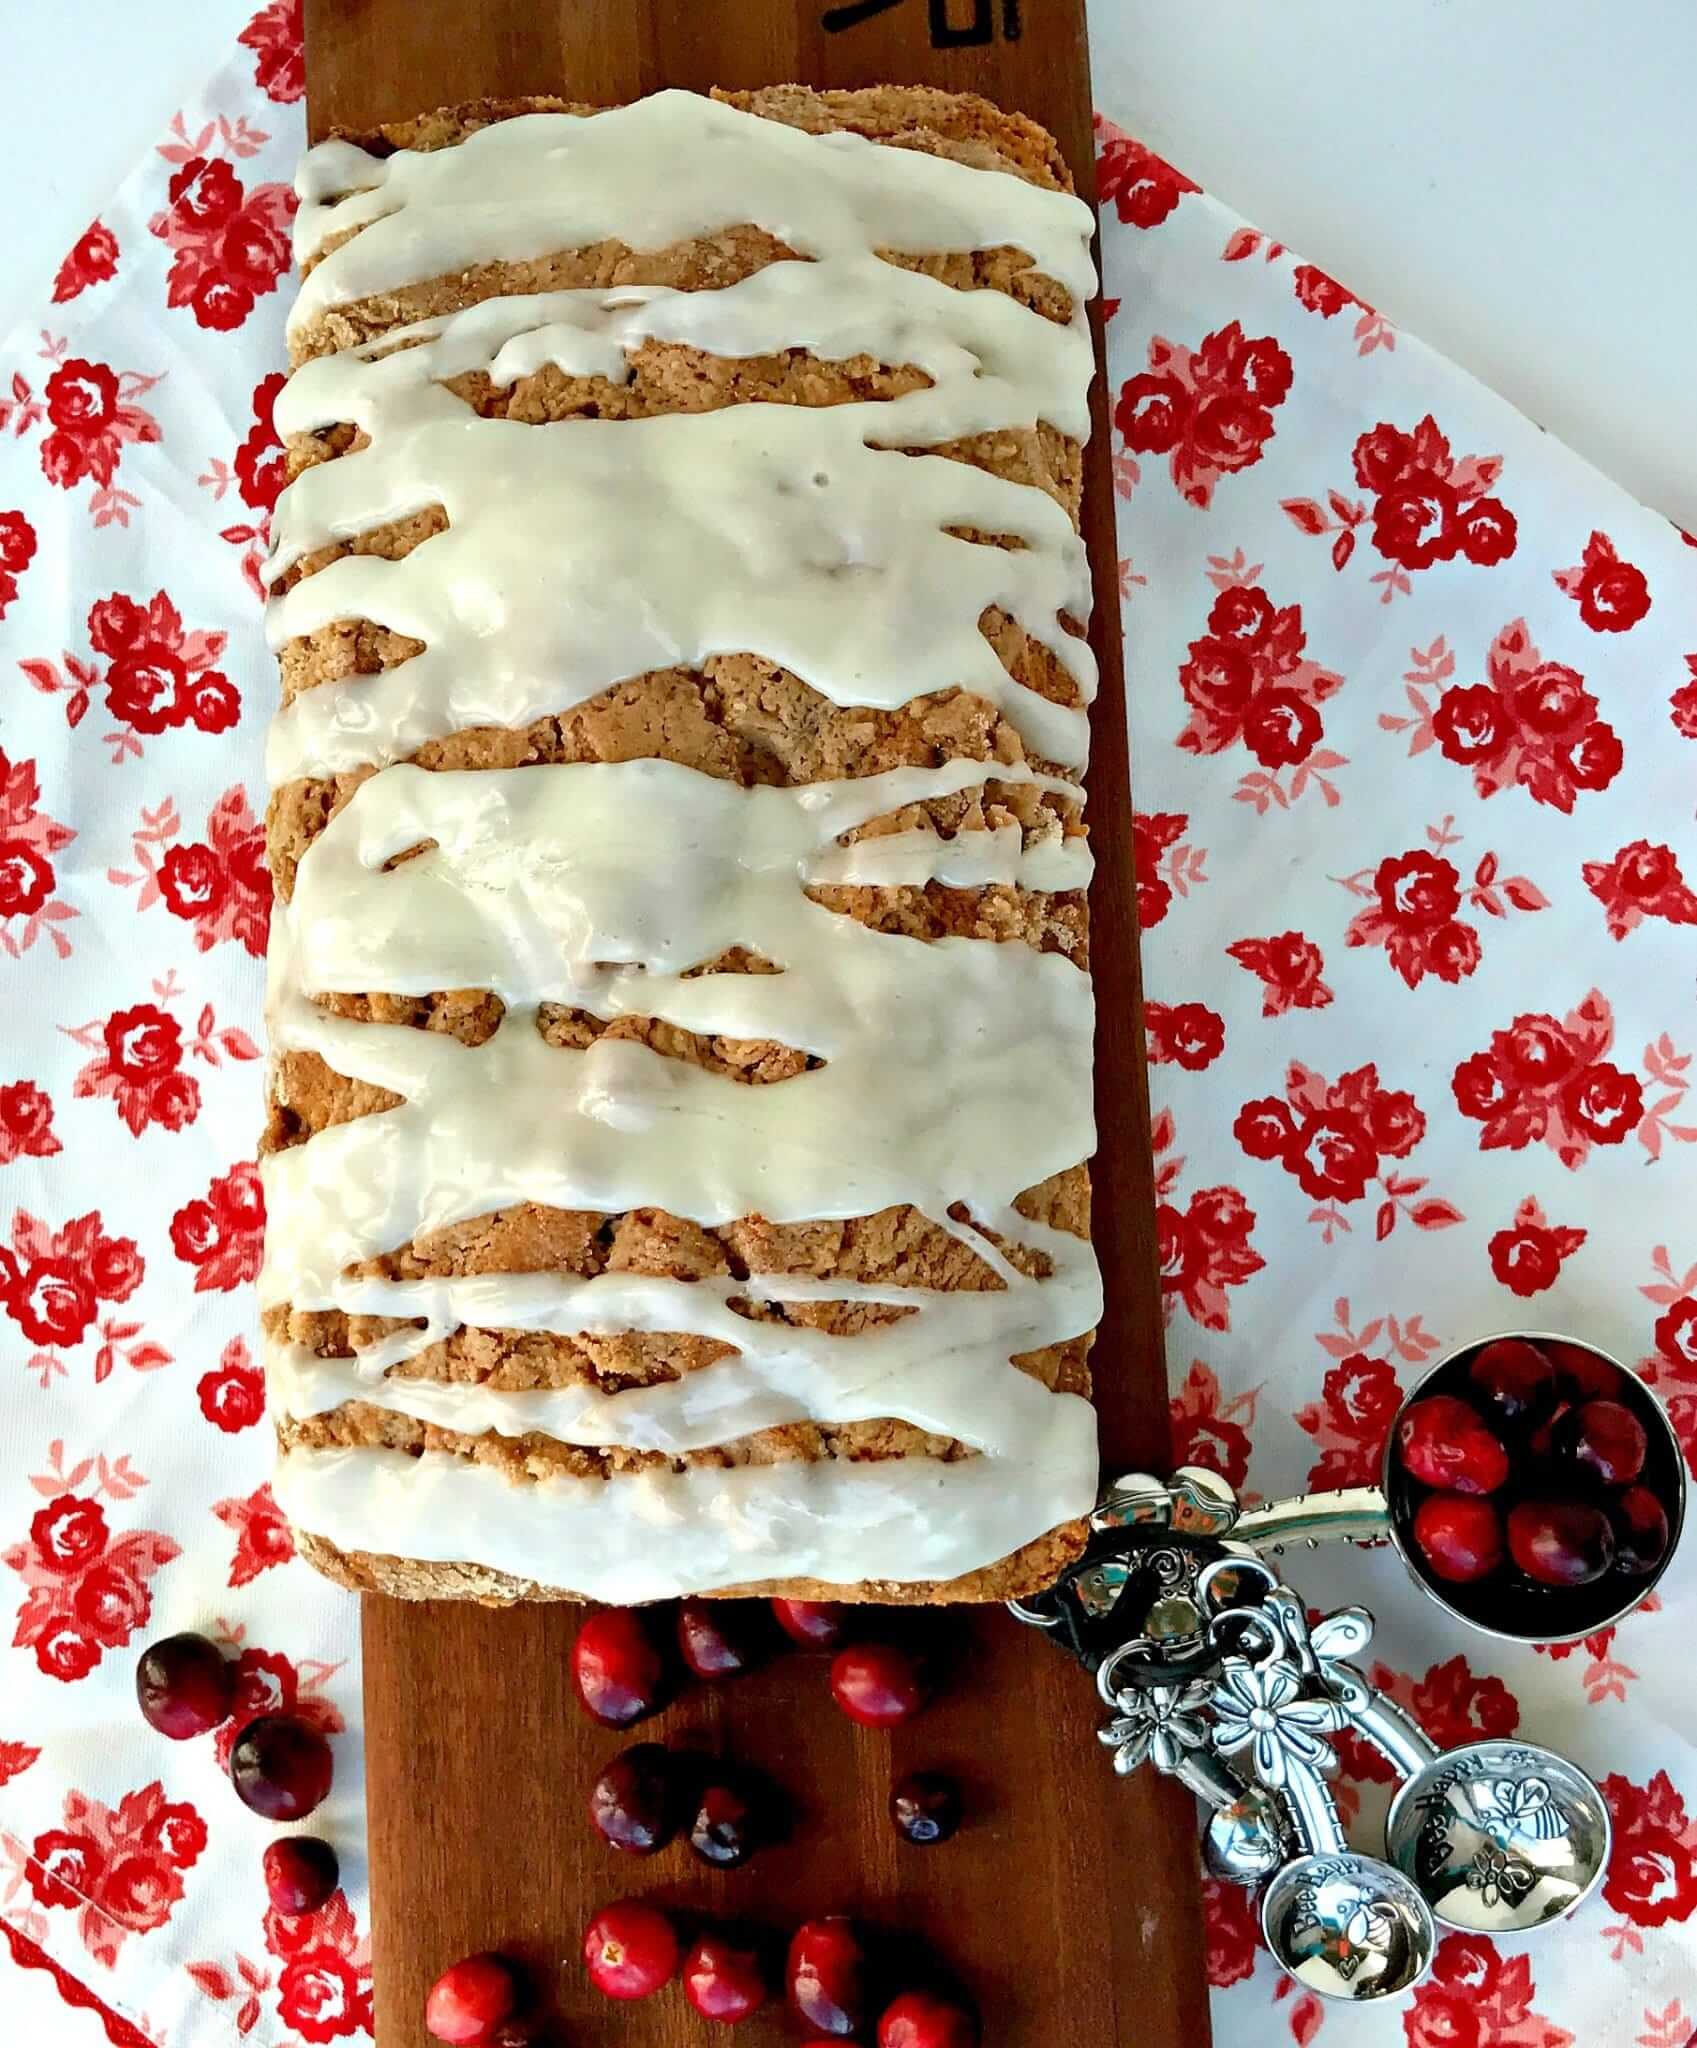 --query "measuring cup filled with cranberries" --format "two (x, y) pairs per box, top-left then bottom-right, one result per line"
(1382, 1332), (1685, 1642)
